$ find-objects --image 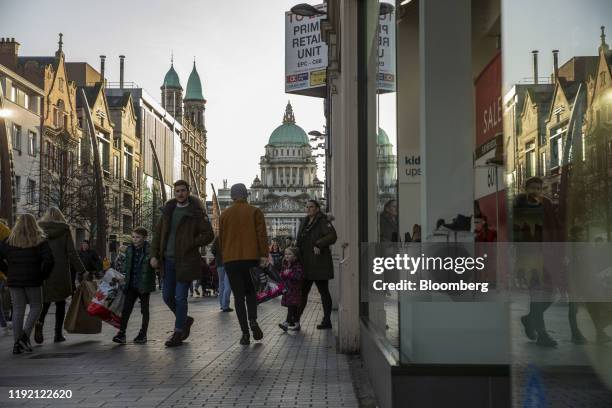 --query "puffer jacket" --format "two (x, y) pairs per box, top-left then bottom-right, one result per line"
(0, 240), (54, 287)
